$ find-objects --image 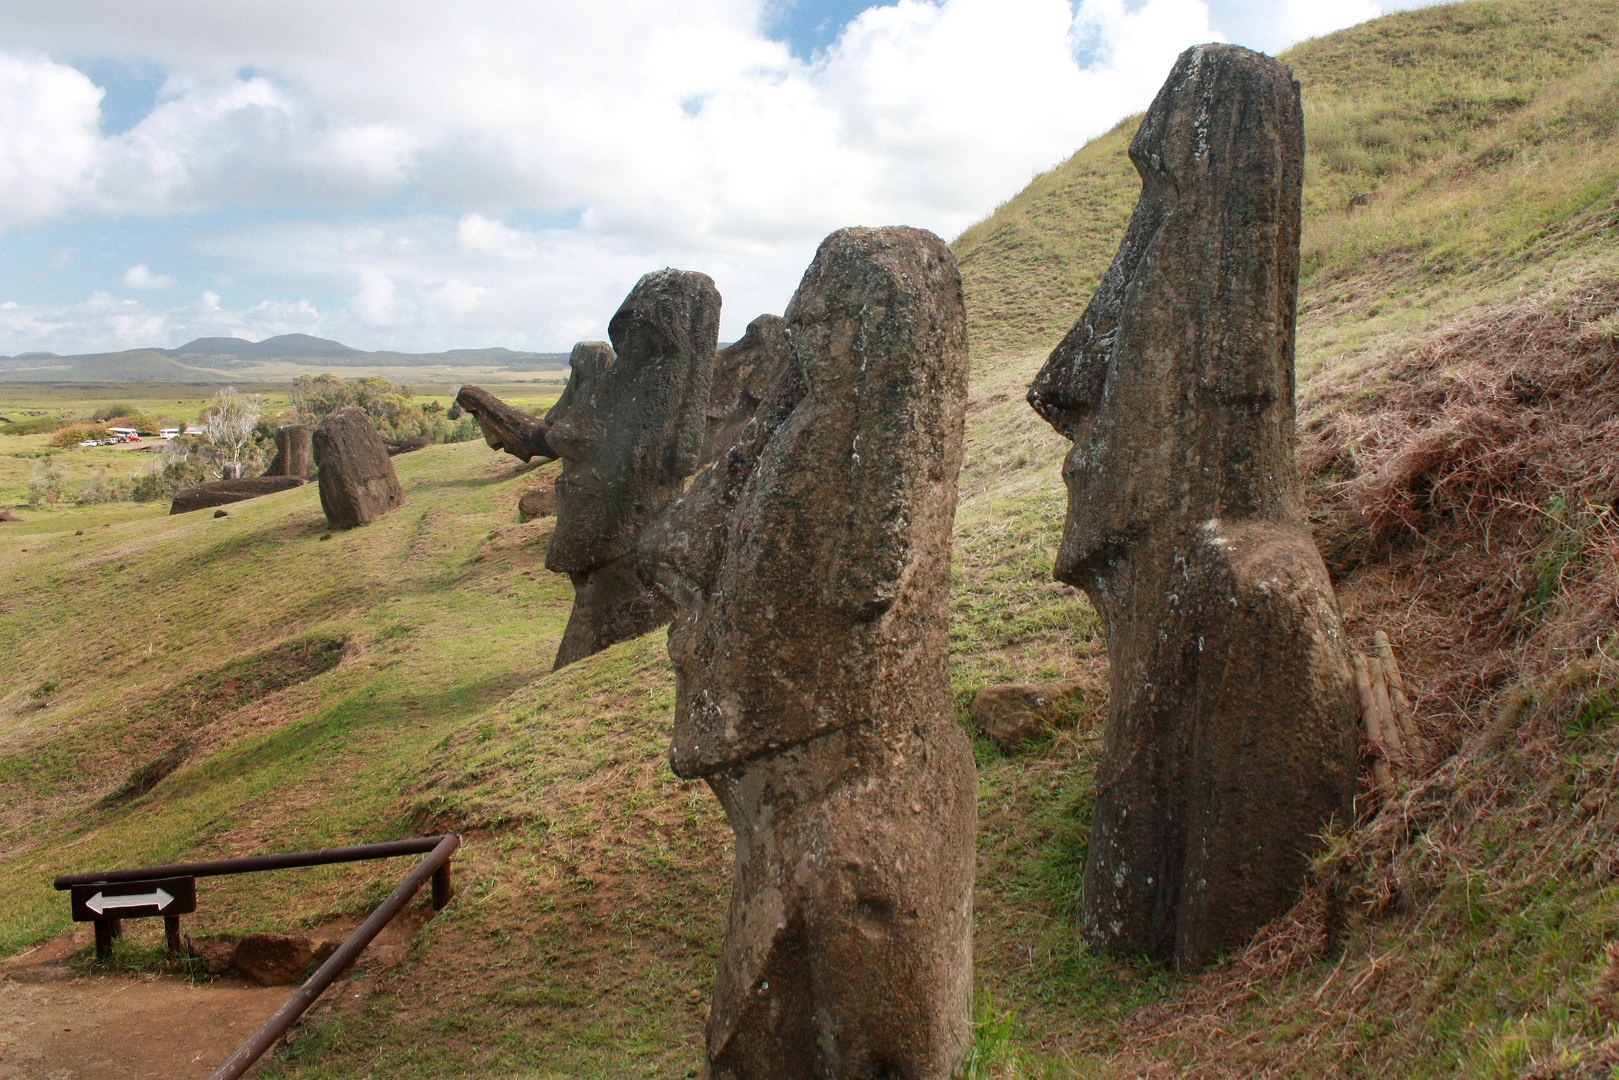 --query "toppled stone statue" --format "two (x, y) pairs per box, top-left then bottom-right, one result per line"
(170, 476), (307, 515)
(312, 407), (405, 528)
(448, 385), (556, 463)
(382, 434), (431, 456)
(262, 424), (314, 478)
(1026, 44), (1358, 968)
(641, 227), (976, 1078)
(543, 269), (721, 669)
(702, 313), (790, 464)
